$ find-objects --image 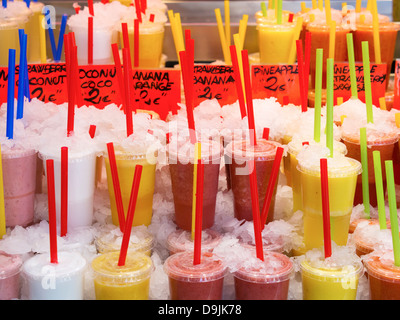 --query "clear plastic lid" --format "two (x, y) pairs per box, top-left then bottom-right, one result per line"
(234, 251), (293, 284)
(164, 251), (226, 283)
(225, 139), (282, 162)
(167, 229), (222, 254)
(1, 147), (37, 160)
(364, 251), (400, 283)
(0, 251), (22, 279)
(167, 139), (223, 164)
(288, 139), (347, 157)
